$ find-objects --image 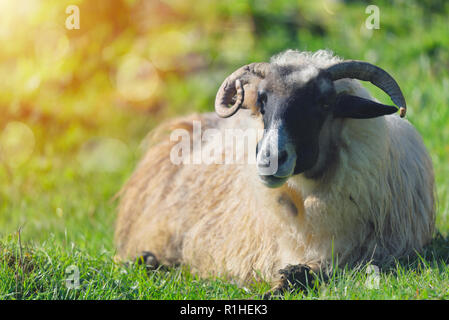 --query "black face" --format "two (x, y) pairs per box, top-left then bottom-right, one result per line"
(252, 64), (399, 188)
(255, 66), (335, 187)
